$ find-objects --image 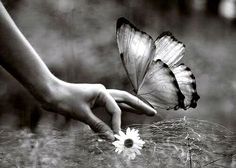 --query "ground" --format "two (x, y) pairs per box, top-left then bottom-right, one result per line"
(0, 117), (235, 168)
